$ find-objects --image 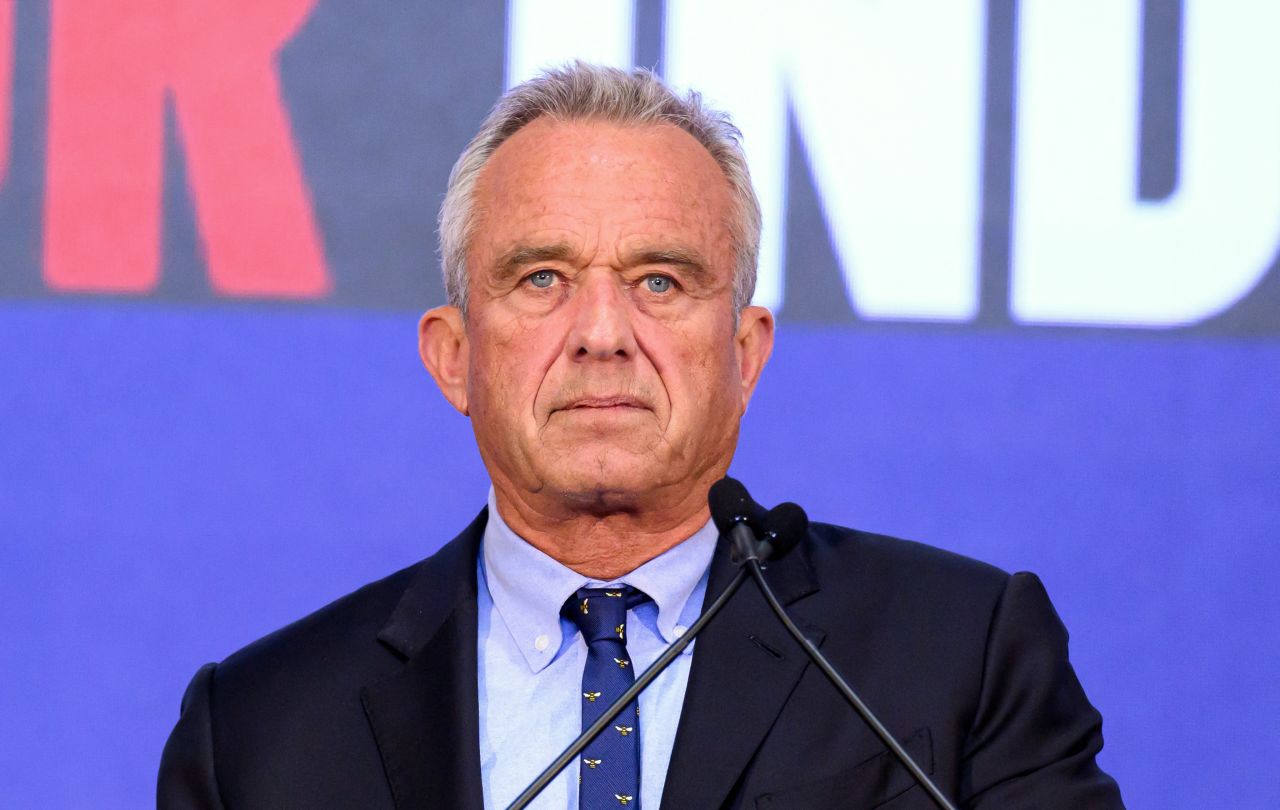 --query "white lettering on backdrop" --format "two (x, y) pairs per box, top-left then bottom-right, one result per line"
(504, 0), (1277, 327)
(1012, 0), (1280, 326)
